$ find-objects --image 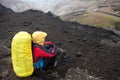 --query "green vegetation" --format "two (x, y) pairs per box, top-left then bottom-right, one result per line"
(74, 12), (120, 30)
